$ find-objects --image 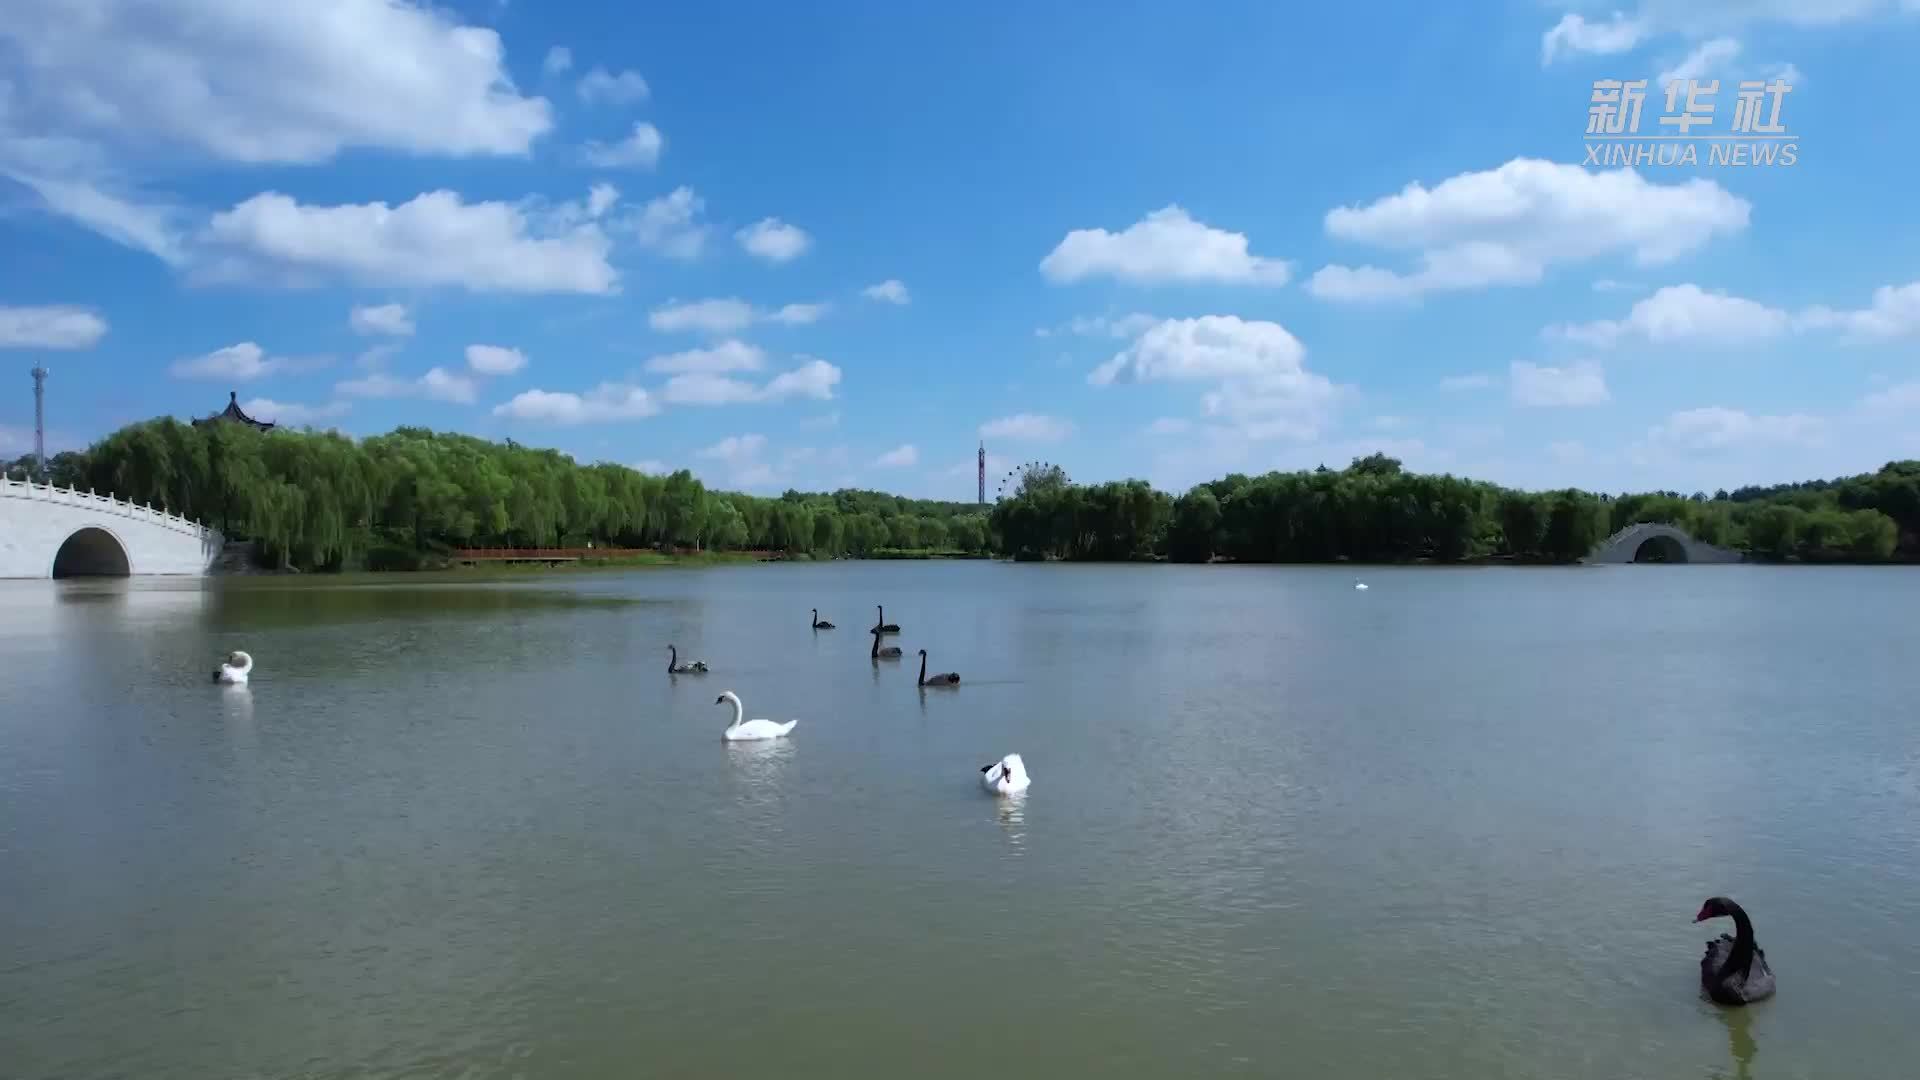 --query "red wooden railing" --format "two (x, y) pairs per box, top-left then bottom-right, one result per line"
(454, 547), (618, 560)
(451, 546), (779, 560)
